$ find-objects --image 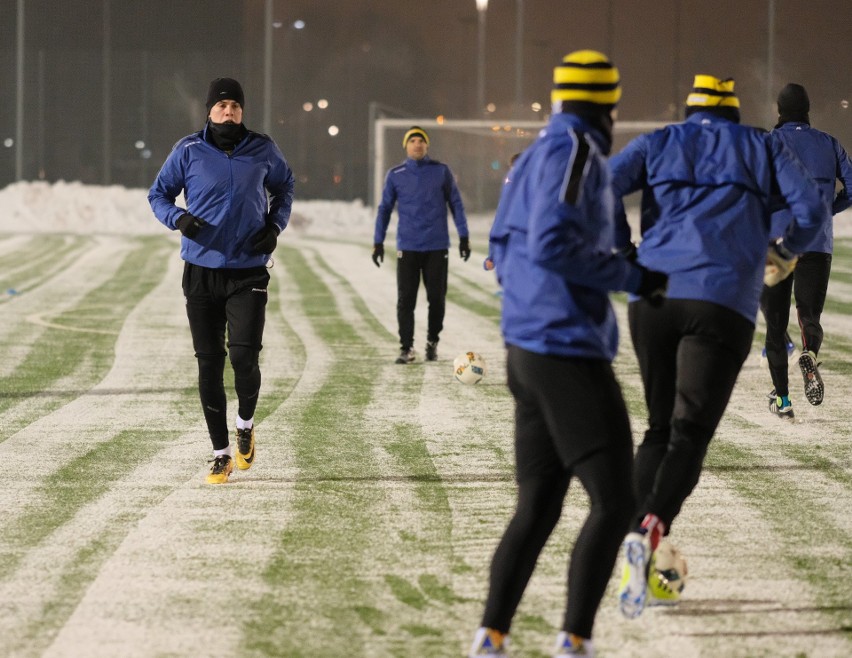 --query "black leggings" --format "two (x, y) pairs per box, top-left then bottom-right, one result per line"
(183, 263), (269, 450)
(760, 251), (831, 396)
(628, 298), (753, 529)
(481, 347), (634, 638)
(396, 250), (448, 349)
